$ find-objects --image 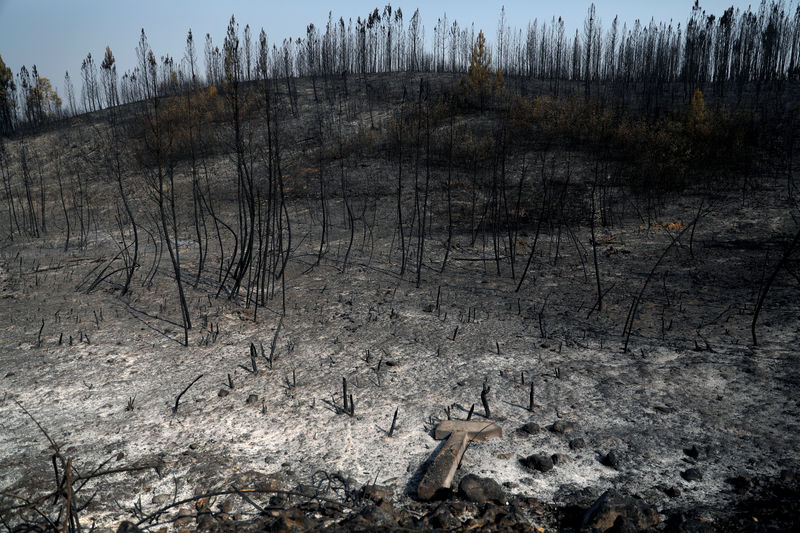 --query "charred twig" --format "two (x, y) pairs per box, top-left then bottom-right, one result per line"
(268, 318), (283, 369)
(36, 319), (45, 347)
(529, 382), (535, 411)
(134, 487), (350, 527)
(172, 374), (203, 414)
(481, 383), (491, 418)
(232, 485), (265, 514)
(388, 408), (399, 437)
(342, 377), (348, 414)
(250, 343), (258, 374)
